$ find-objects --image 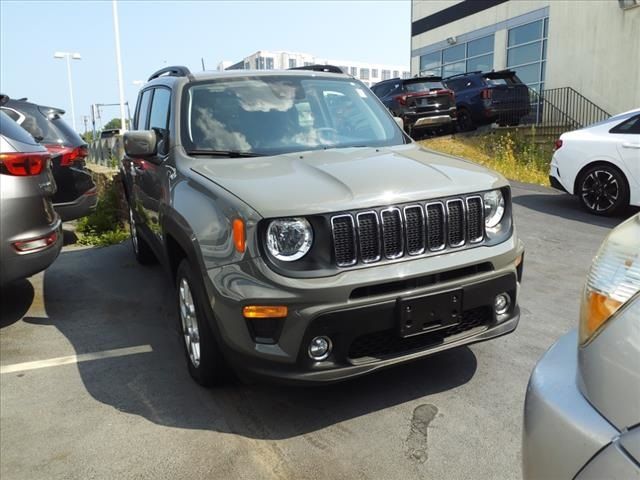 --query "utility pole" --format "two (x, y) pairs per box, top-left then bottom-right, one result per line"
(112, 0), (127, 132)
